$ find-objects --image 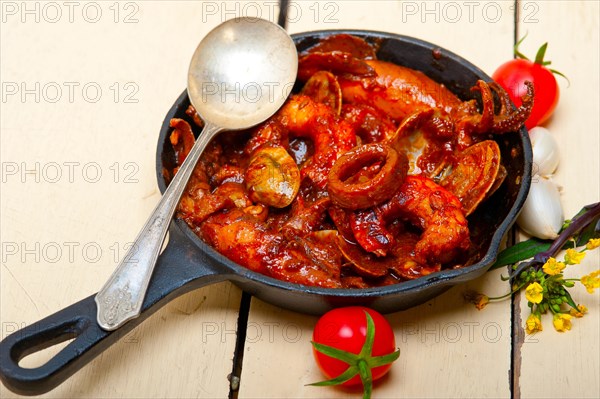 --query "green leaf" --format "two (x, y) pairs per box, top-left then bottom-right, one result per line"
(514, 32), (530, 60)
(570, 206), (591, 224)
(311, 341), (358, 365)
(359, 311), (376, 358)
(490, 238), (552, 269)
(534, 42), (549, 65)
(367, 350), (401, 368)
(549, 68), (570, 85)
(576, 215), (600, 246)
(562, 290), (579, 310)
(308, 365), (359, 387)
(511, 34), (569, 85)
(568, 205), (590, 223)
